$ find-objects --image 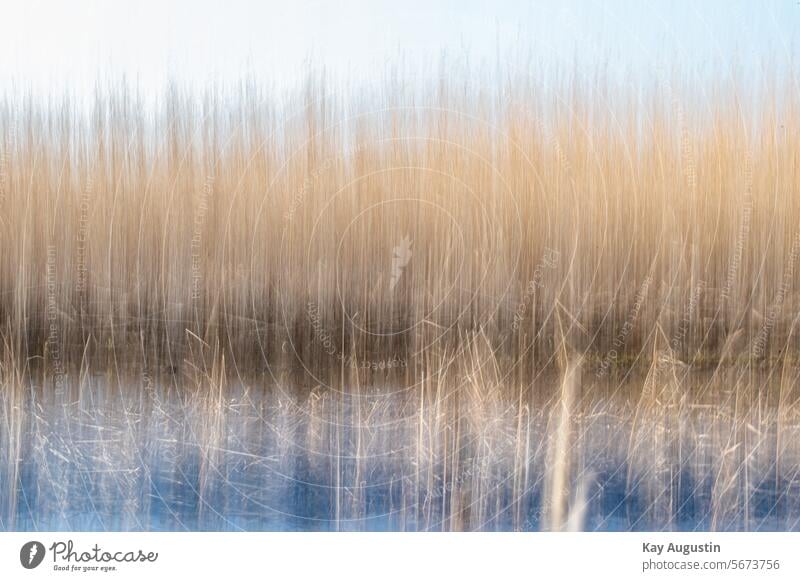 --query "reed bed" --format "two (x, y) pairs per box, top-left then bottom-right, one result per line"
(1, 64), (799, 531)
(0, 67), (798, 371)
